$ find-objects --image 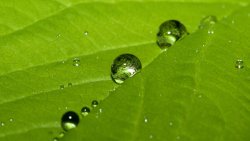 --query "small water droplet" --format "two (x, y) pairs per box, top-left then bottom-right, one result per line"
(81, 106), (90, 117)
(99, 108), (103, 113)
(58, 132), (65, 138)
(68, 83), (73, 87)
(9, 118), (14, 122)
(73, 58), (80, 67)
(61, 111), (79, 131)
(83, 31), (89, 36)
(53, 138), (59, 141)
(149, 134), (154, 139)
(157, 20), (188, 49)
(199, 15), (217, 29)
(235, 60), (244, 69)
(91, 100), (98, 108)
(176, 136), (181, 140)
(60, 85), (64, 90)
(144, 116), (149, 123)
(208, 30), (214, 34)
(111, 54), (142, 84)
(198, 94), (203, 98)
(169, 122), (173, 126)
(56, 34), (61, 38)
(1, 122), (5, 126)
